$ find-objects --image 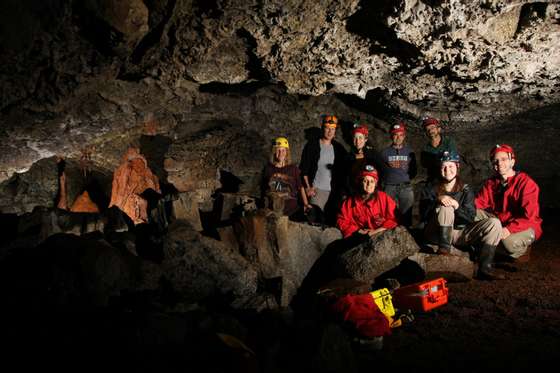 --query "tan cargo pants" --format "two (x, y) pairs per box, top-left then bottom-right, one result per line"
(425, 206), (502, 248)
(475, 209), (535, 258)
